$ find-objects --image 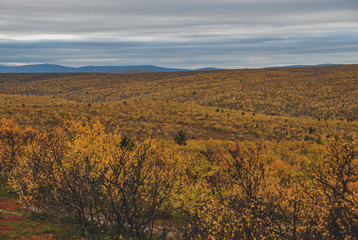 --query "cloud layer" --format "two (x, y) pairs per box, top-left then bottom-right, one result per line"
(1, 0), (357, 68)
